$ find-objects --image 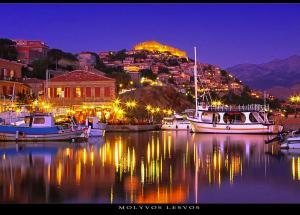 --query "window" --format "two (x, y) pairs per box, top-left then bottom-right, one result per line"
(86, 87), (91, 97)
(10, 70), (14, 78)
(104, 87), (110, 97)
(33, 117), (45, 124)
(56, 88), (64, 98)
(47, 88), (51, 98)
(95, 87), (100, 97)
(76, 87), (81, 98)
